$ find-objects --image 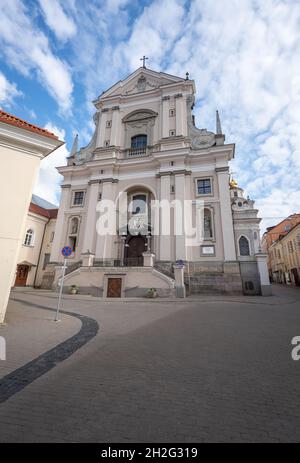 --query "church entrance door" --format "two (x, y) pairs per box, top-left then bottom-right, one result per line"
(125, 235), (145, 266)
